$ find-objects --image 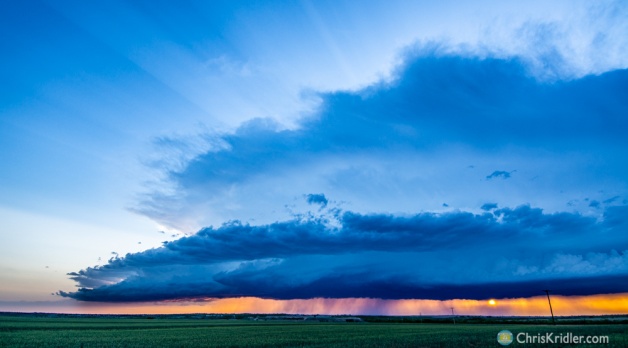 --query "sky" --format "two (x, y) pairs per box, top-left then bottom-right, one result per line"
(1, 0), (627, 315)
